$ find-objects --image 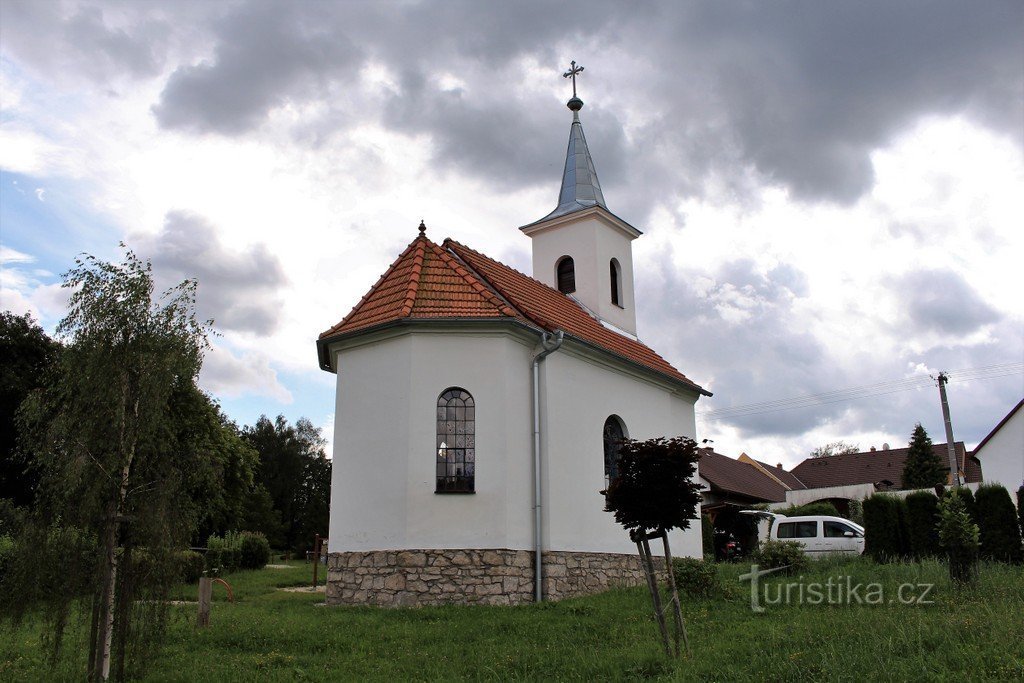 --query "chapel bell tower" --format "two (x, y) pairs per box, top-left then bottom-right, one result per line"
(520, 61), (641, 337)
